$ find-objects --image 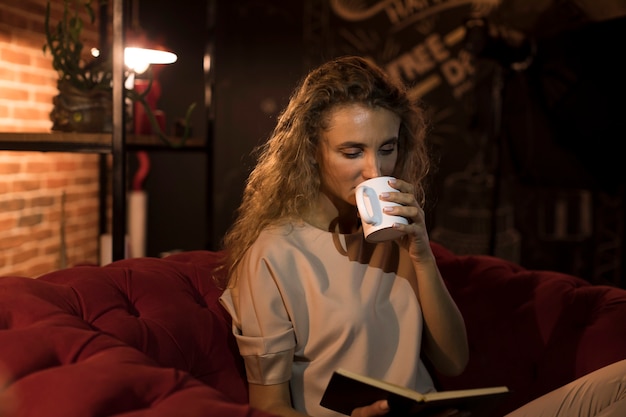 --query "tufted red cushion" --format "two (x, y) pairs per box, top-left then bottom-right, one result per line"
(1, 244), (625, 417)
(0, 251), (276, 417)
(430, 242), (626, 415)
